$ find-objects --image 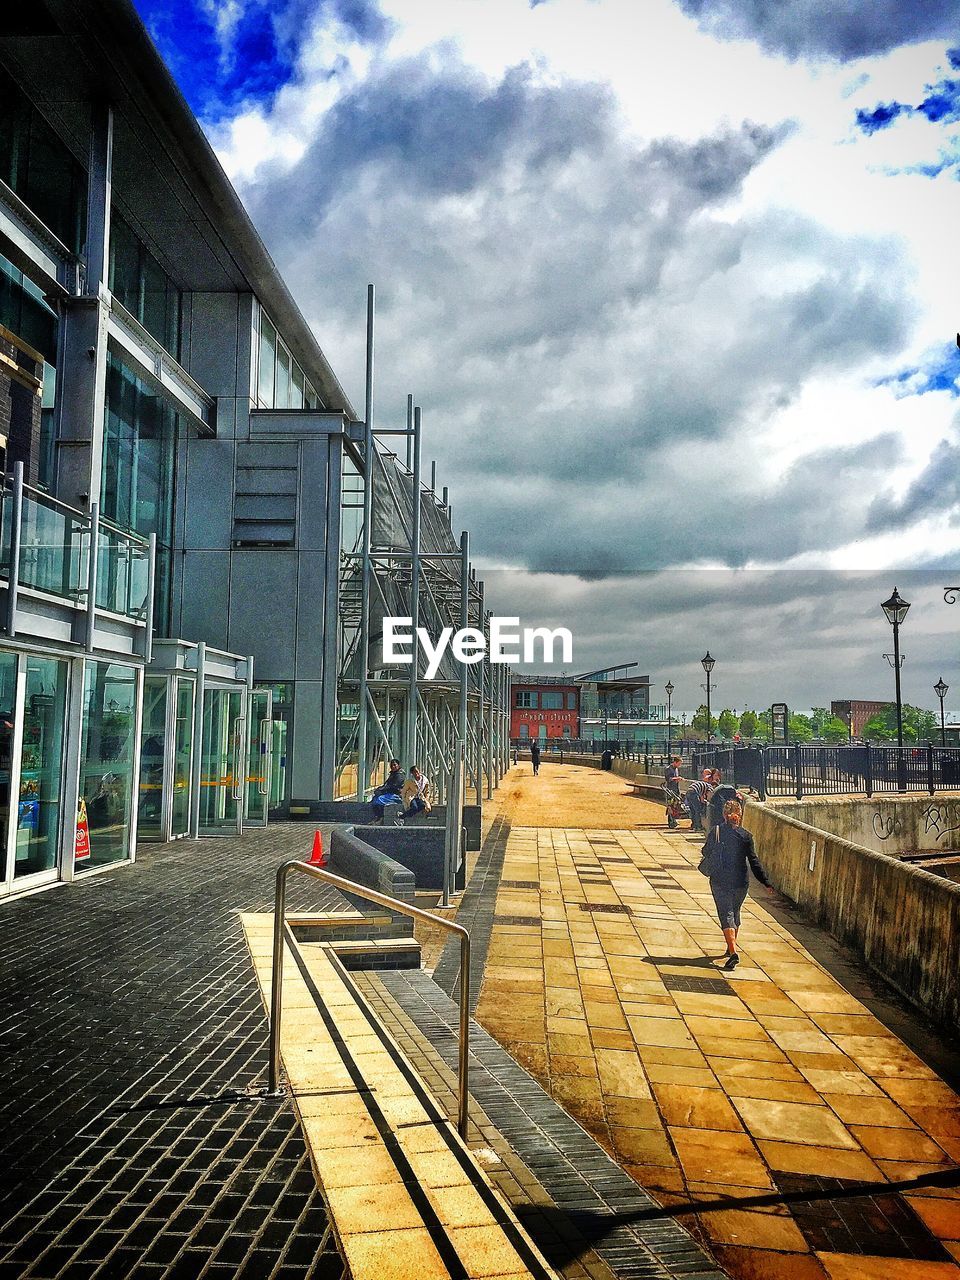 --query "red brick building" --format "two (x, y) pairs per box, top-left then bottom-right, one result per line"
(511, 677), (579, 741)
(831, 700), (892, 738)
